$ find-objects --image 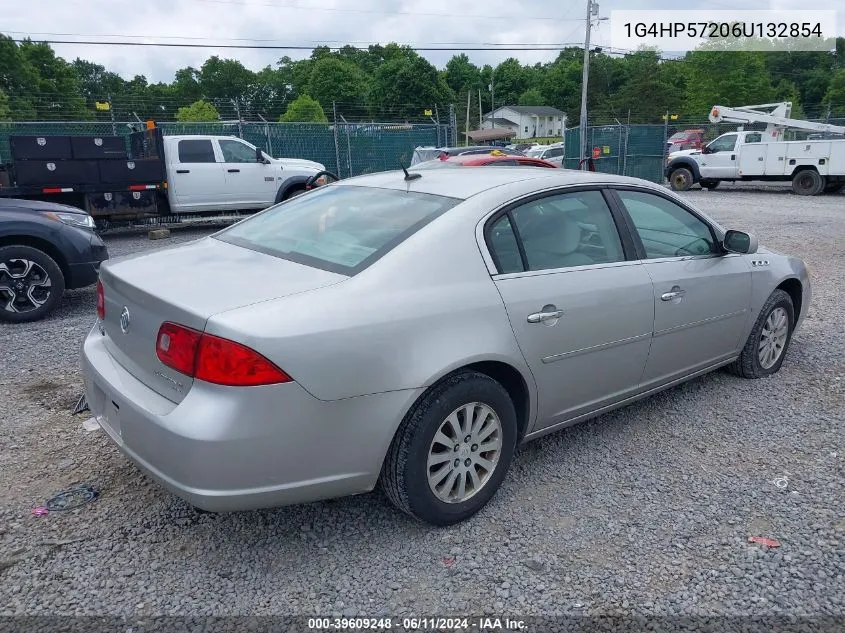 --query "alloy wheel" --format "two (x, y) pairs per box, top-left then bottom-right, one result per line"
(0, 259), (53, 314)
(427, 402), (503, 504)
